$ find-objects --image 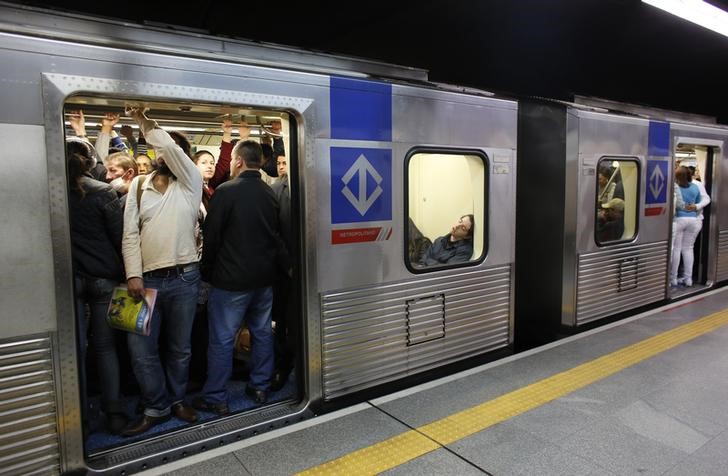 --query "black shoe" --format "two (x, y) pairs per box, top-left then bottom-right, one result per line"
(245, 385), (267, 404)
(191, 396), (230, 415)
(270, 368), (291, 392)
(107, 412), (128, 435)
(172, 402), (198, 422)
(121, 414), (171, 437)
